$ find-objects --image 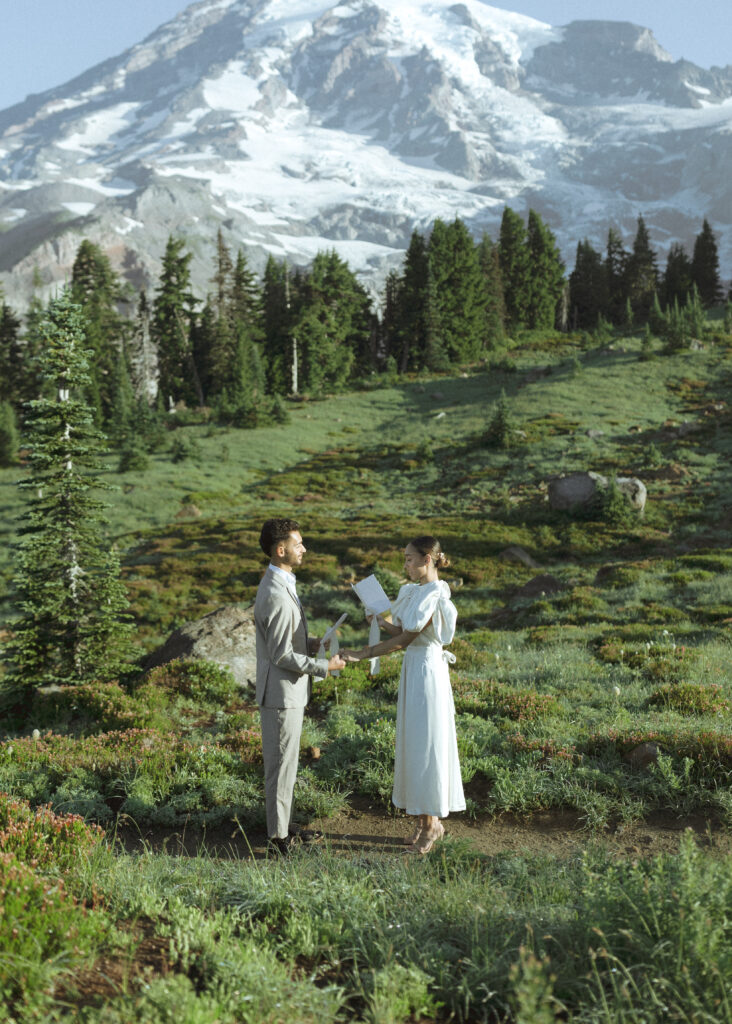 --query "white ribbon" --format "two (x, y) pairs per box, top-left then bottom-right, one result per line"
(367, 609), (381, 676)
(318, 613), (347, 677)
